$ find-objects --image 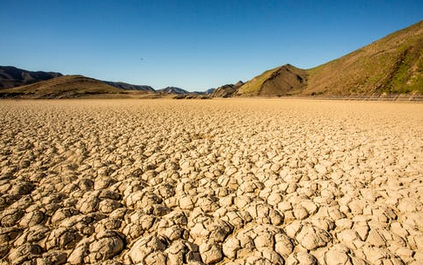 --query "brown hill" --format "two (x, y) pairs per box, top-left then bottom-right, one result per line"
(236, 65), (307, 97)
(232, 19), (423, 97)
(305, 19), (423, 96)
(0, 75), (129, 99)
